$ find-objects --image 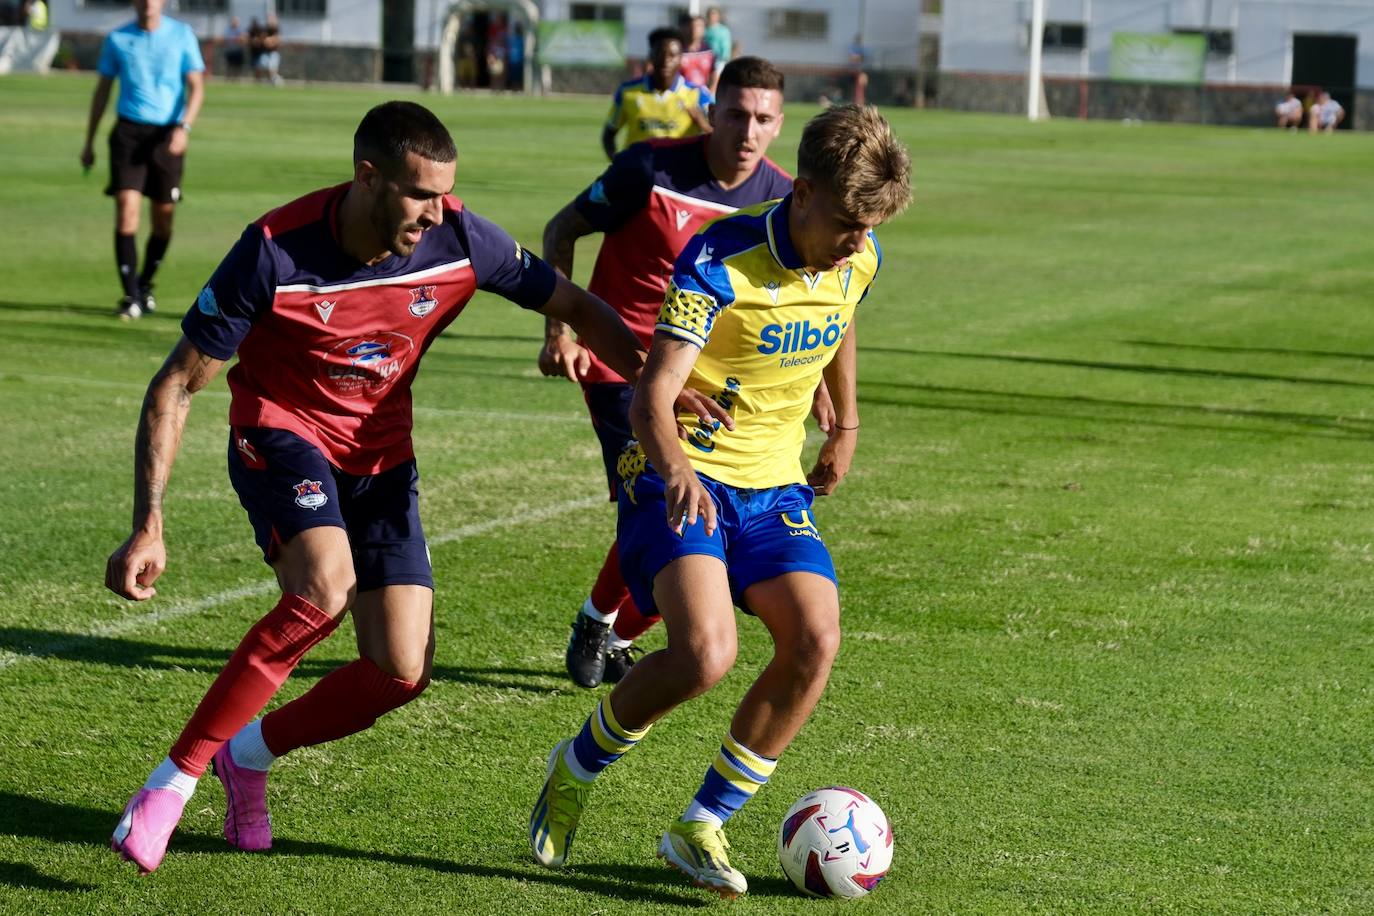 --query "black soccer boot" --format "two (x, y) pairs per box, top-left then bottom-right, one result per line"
(565, 613), (611, 688)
